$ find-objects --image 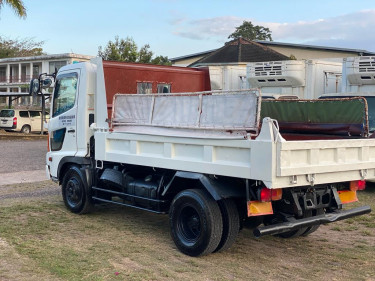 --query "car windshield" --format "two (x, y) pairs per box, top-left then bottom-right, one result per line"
(0, 110), (15, 117)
